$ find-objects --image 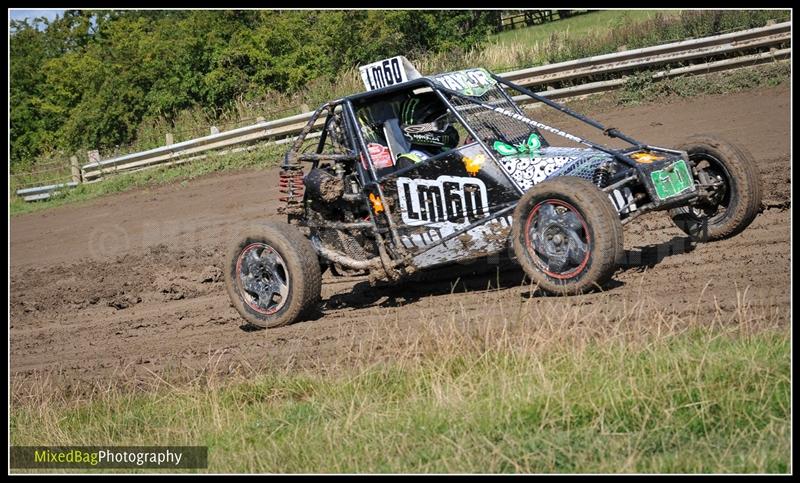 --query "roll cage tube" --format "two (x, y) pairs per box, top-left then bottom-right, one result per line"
(283, 102), (333, 168)
(313, 109), (333, 163)
(281, 100), (412, 274)
(435, 83), (639, 167)
(491, 74), (647, 148)
(343, 99), (407, 252)
(432, 80), (668, 203)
